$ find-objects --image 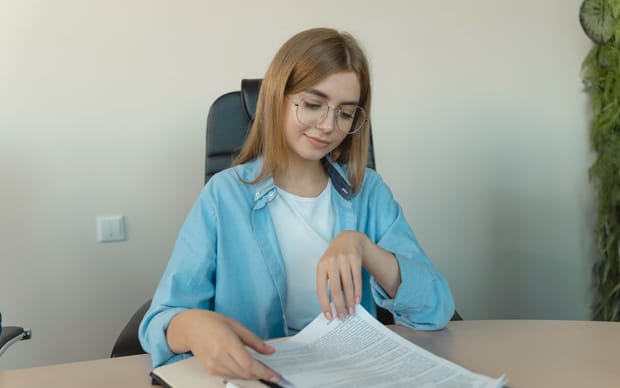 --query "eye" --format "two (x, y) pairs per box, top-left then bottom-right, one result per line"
(338, 108), (356, 121)
(302, 100), (324, 111)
